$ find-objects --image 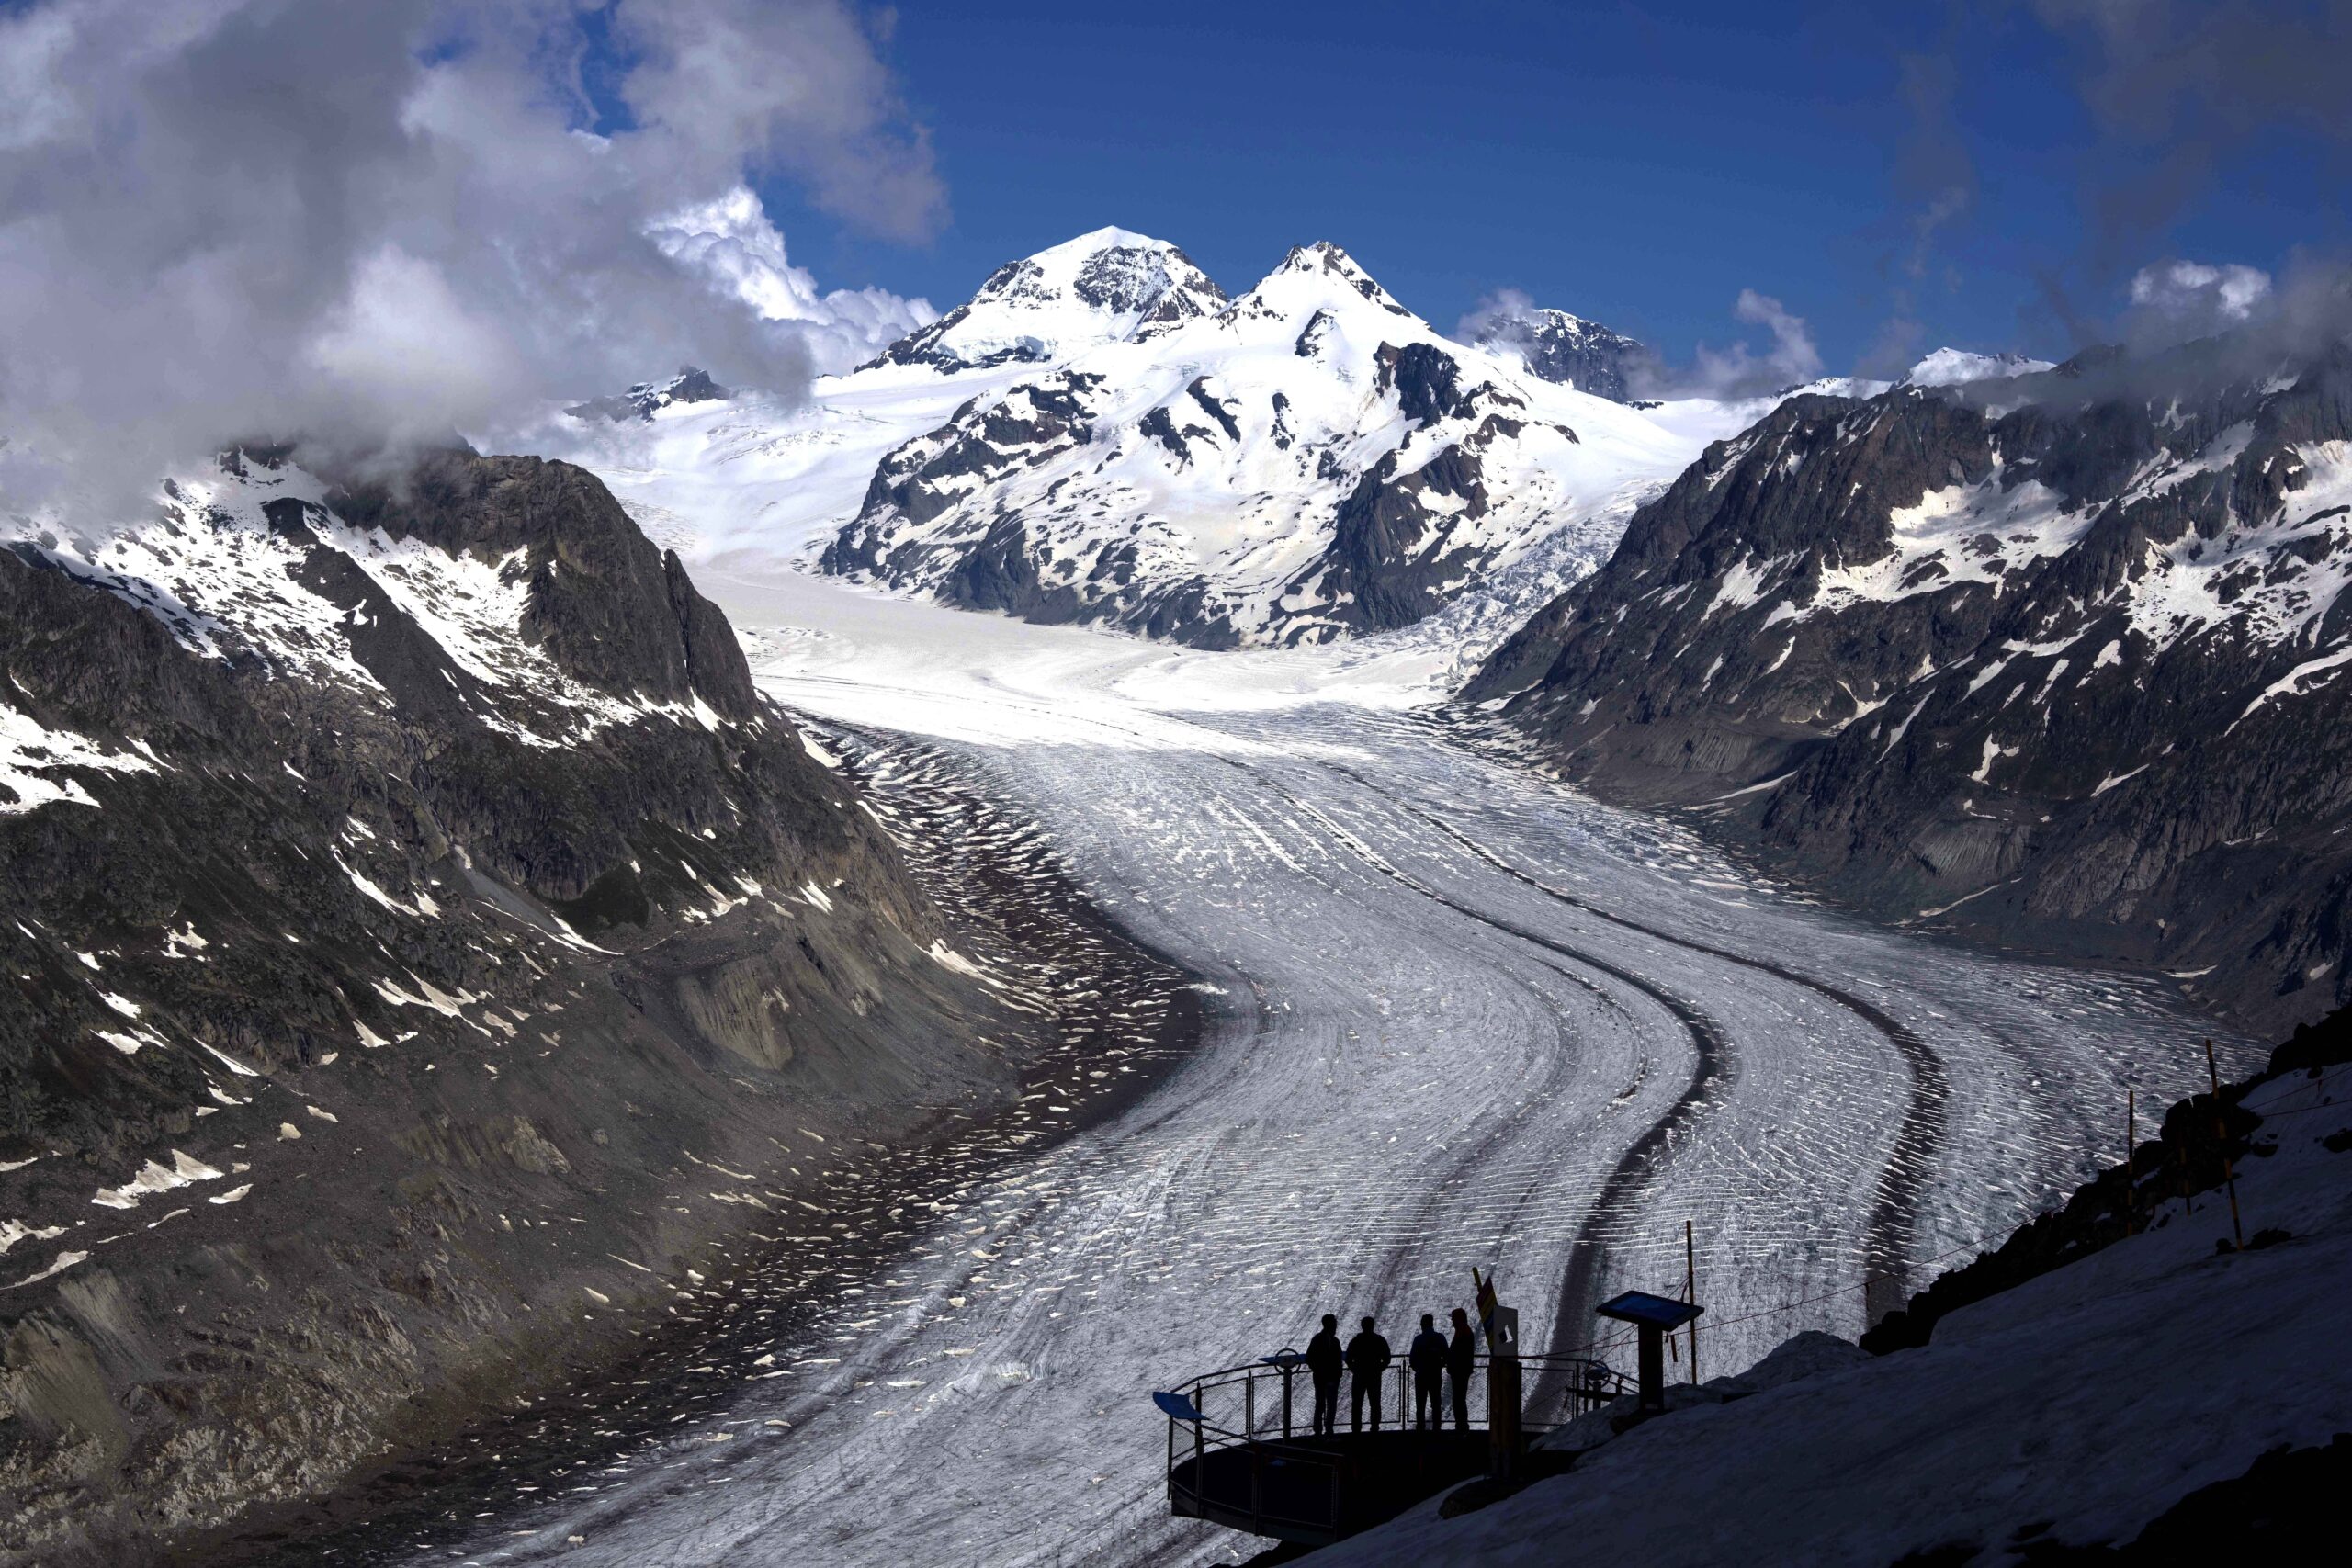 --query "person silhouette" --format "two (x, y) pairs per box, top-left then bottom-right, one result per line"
(1345, 1315), (1393, 1432)
(1306, 1314), (1344, 1437)
(1446, 1306), (1477, 1431)
(1408, 1313), (1448, 1431)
